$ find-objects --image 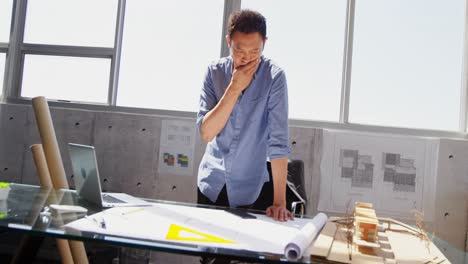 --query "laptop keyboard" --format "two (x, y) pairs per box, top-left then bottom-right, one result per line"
(102, 194), (126, 204)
